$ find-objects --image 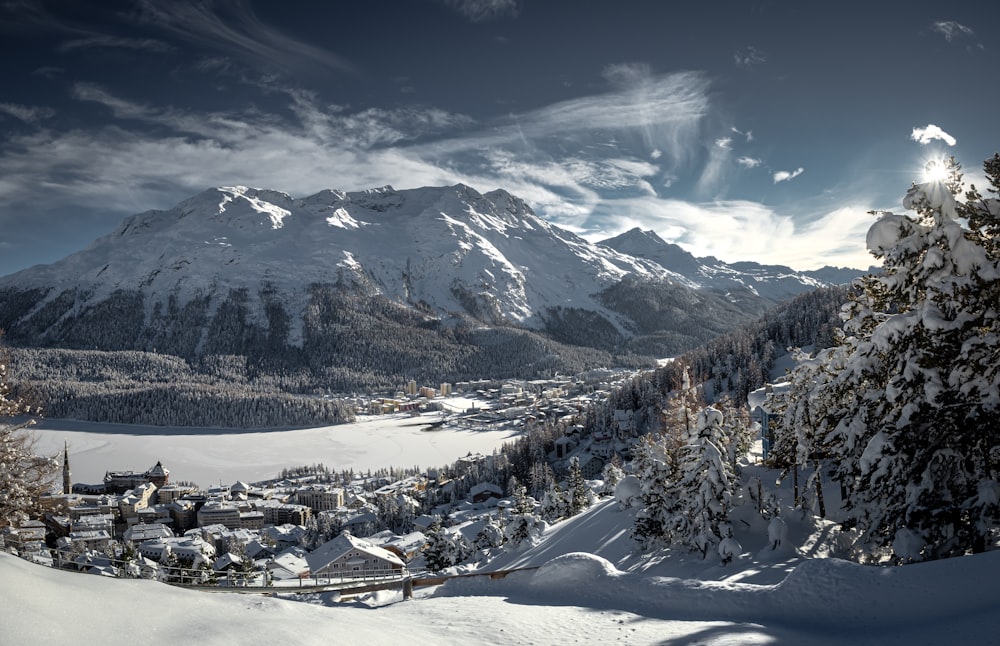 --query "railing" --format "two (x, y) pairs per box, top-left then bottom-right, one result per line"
(17, 549), (538, 598)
